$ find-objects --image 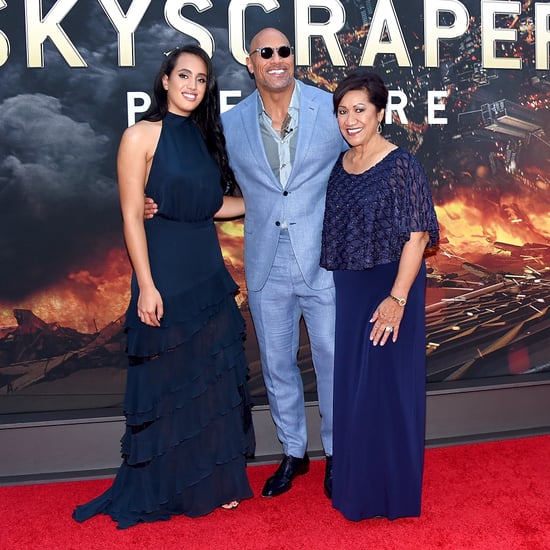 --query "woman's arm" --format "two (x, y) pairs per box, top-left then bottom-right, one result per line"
(370, 230), (430, 346)
(215, 196), (245, 219)
(144, 194), (244, 220)
(118, 122), (163, 327)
